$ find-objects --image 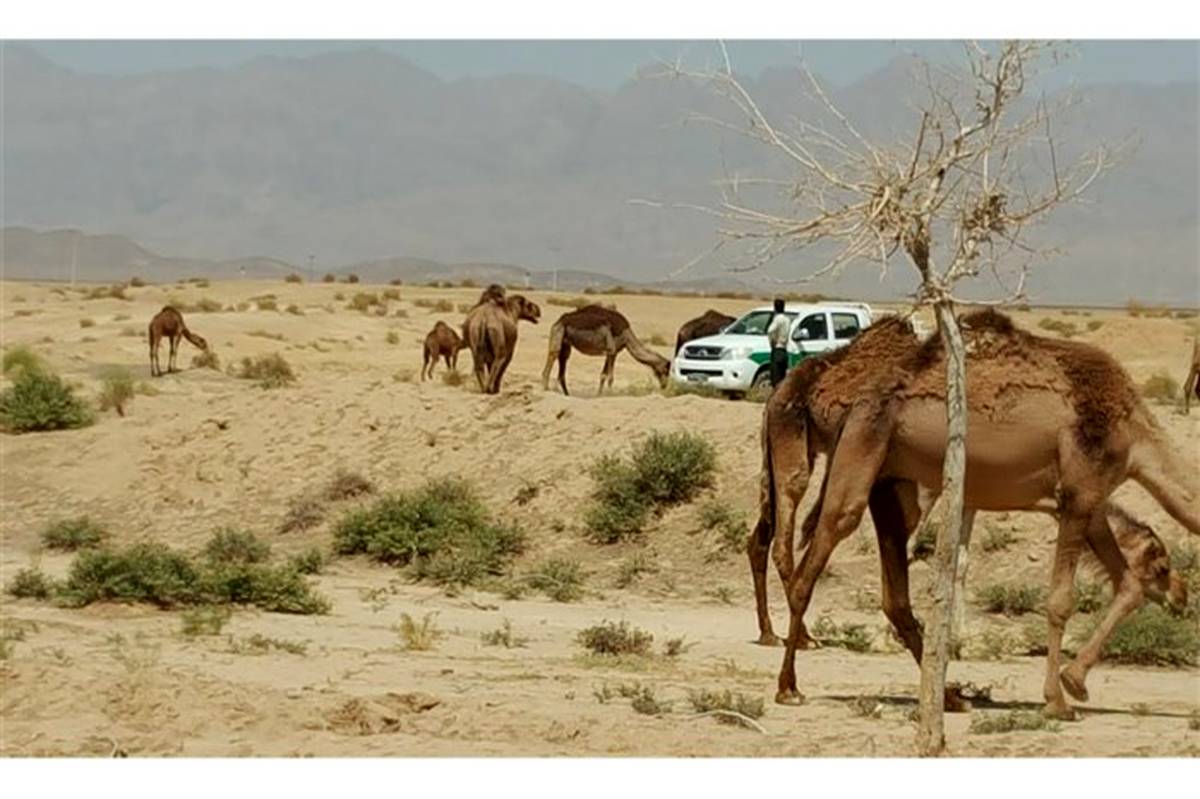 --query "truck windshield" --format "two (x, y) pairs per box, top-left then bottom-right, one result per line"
(725, 310), (794, 335)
